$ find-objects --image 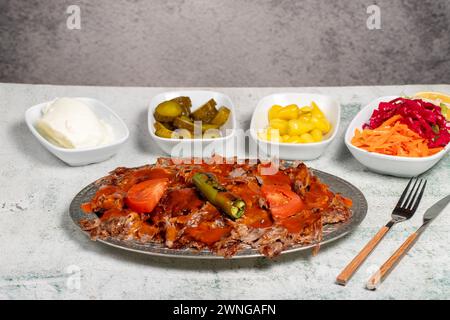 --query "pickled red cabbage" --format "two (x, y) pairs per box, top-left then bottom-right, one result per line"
(364, 98), (450, 148)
